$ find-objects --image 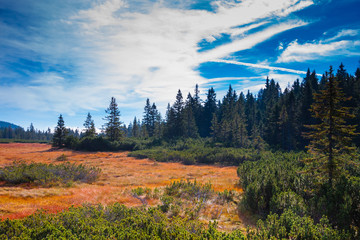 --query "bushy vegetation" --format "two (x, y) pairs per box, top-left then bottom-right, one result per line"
(237, 151), (360, 237)
(129, 138), (262, 165)
(0, 138), (49, 144)
(0, 180), (349, 239)
(246, 210), (351, 239)
(0, 161), (101, 186)
(0, 203), (247, 240)
(62, 136), (157, 152)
